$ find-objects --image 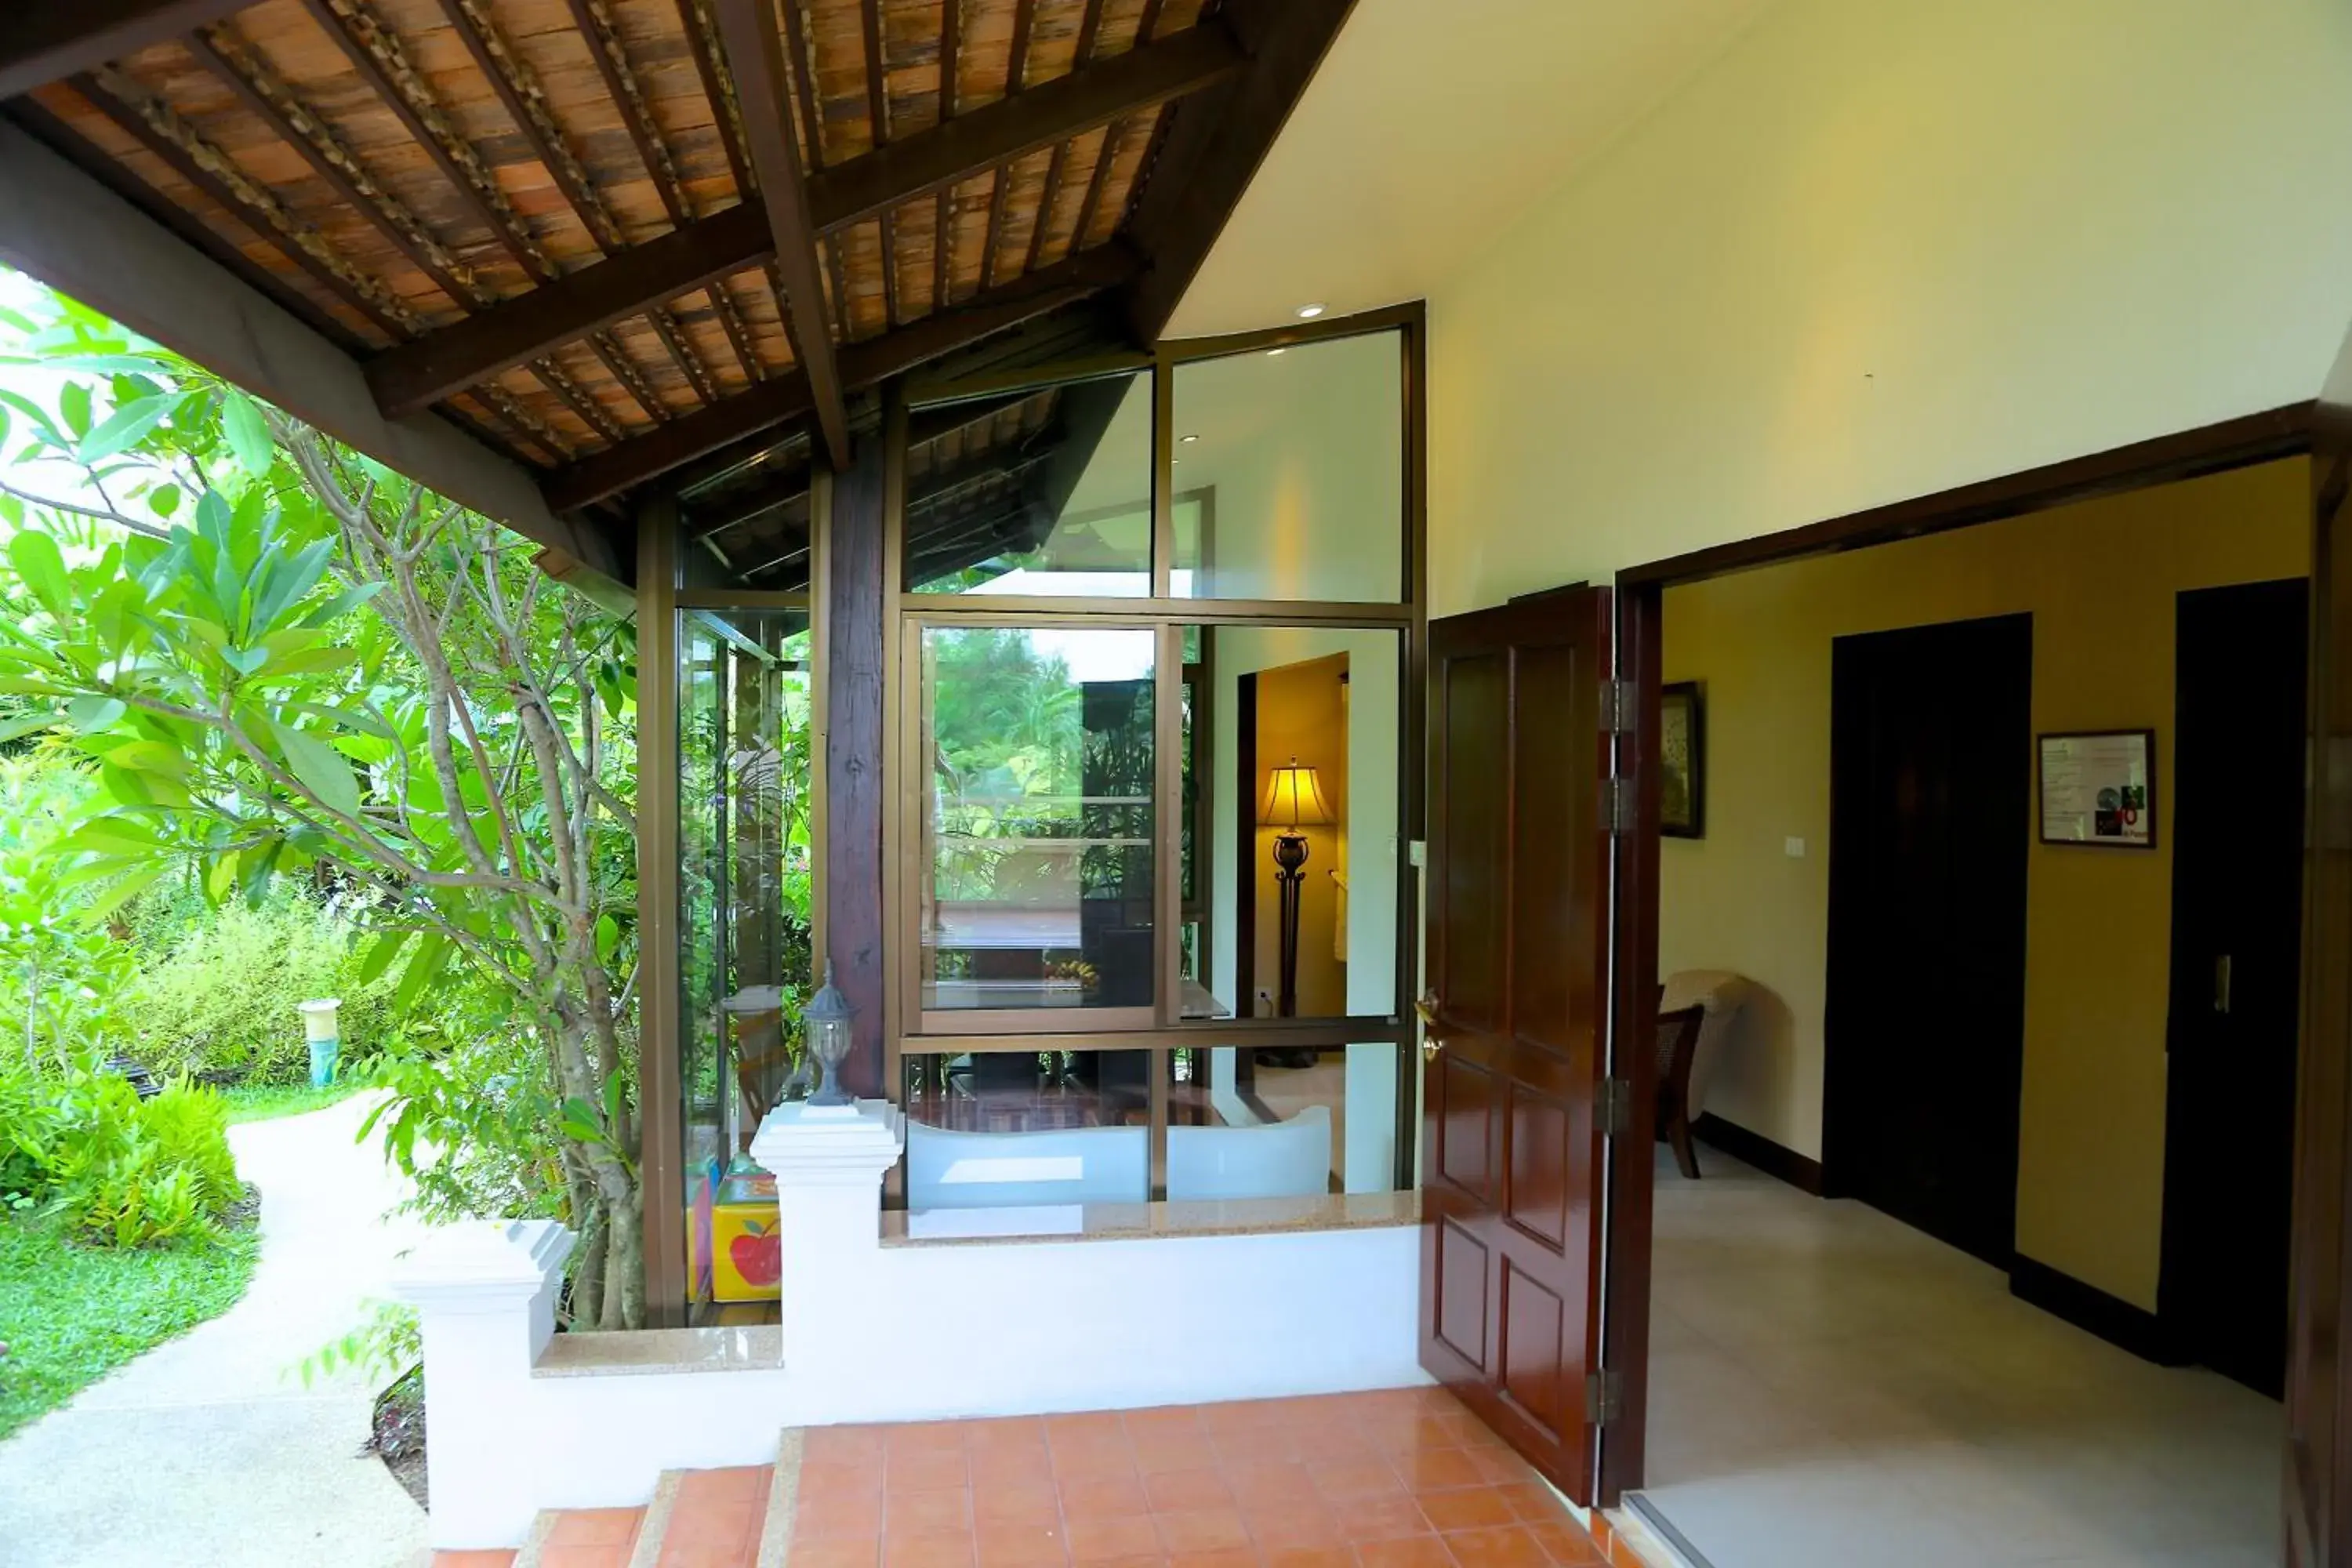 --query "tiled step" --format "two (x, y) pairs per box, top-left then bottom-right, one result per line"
(515, 1504), (646, 1567)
